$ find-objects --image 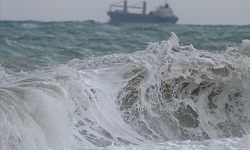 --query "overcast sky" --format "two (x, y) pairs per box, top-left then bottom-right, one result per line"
(0, 0), (250, 25)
